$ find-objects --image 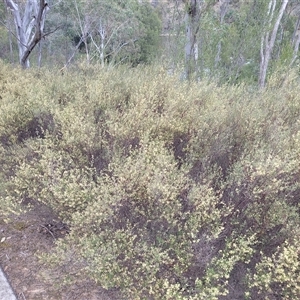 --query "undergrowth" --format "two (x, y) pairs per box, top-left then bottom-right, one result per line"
(0, 61), (299, 299)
